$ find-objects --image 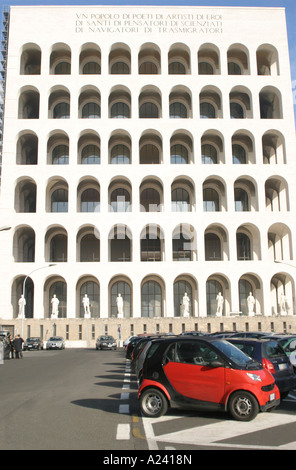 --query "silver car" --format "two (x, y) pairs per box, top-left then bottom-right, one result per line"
(46, 336), (65, 350)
